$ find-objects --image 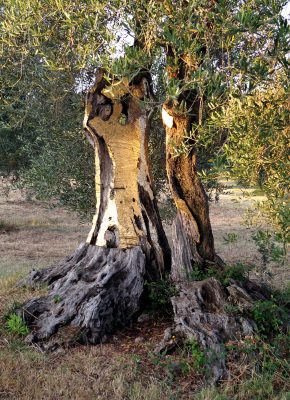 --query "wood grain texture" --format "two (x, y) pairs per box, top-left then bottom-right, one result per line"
(22, 243), (146, 344)
(84, 70), (171, 277)
(157, 277), (268, 382)
(20, 71), (171, 344)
